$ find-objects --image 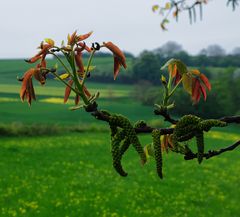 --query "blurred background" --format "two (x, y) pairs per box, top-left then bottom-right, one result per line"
(0, 0), (239, 217)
